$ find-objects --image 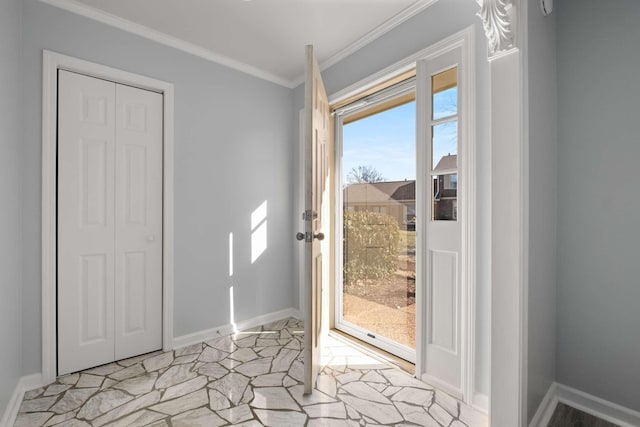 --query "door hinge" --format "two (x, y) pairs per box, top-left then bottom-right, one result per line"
(302, 210), (318, 221)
